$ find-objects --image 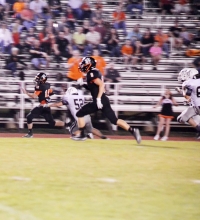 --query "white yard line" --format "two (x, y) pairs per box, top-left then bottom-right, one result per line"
(0, 203), (39, 220)
(11, 176), (31, 182)
(97, 178), (118, 183)
(192, 180), (200, 184)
